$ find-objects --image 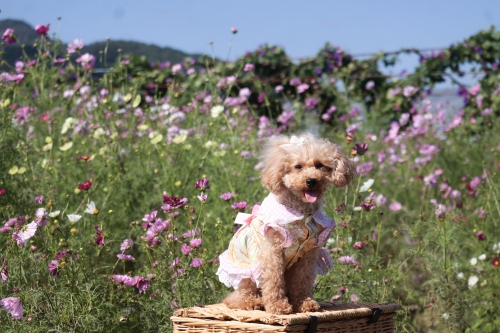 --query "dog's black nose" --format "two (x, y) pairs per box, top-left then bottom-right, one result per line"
(306, 178), (317, 188)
